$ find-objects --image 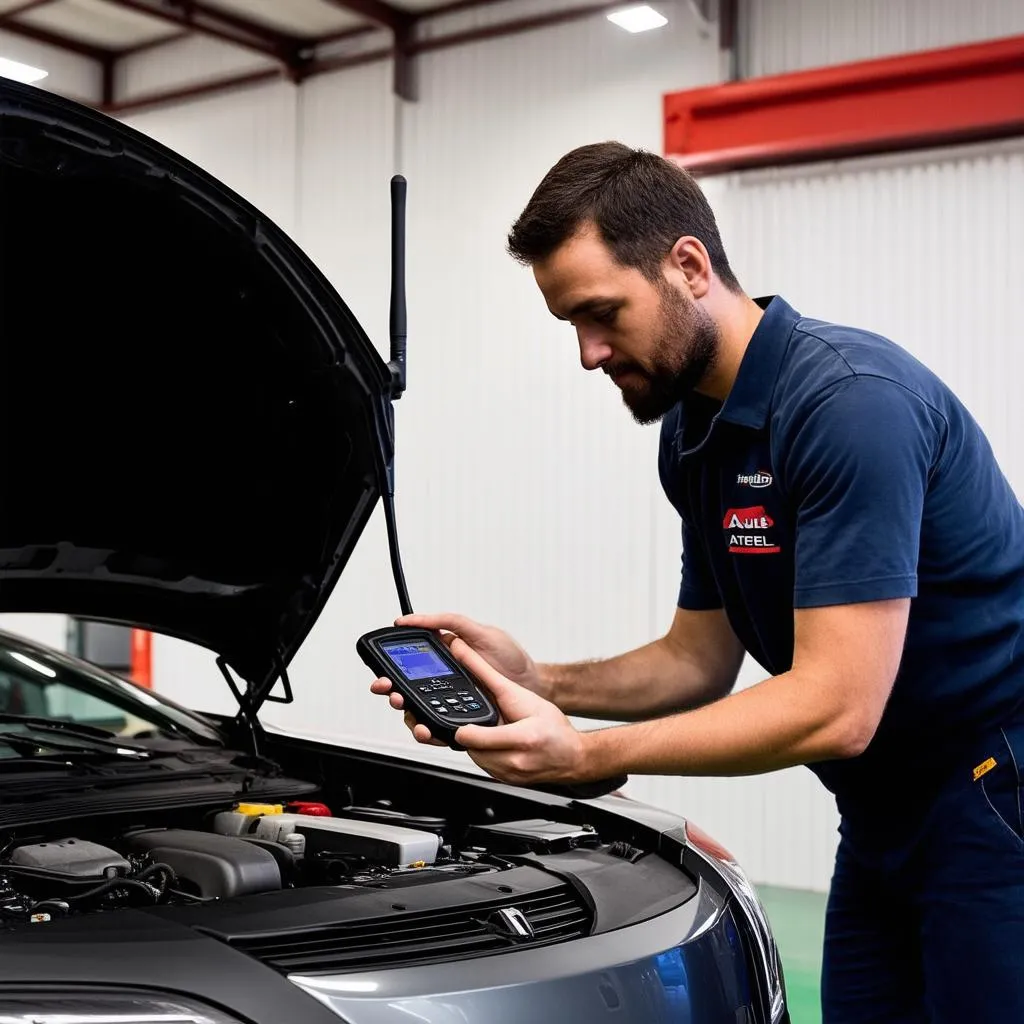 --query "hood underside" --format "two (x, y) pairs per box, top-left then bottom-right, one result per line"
(0, 80), (394, 691)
